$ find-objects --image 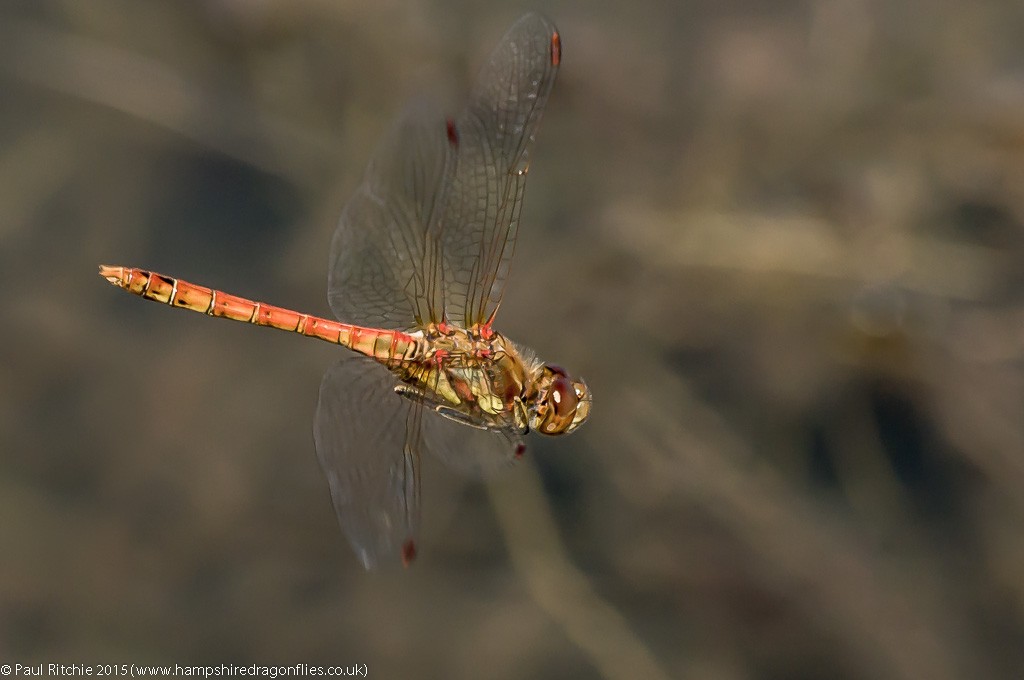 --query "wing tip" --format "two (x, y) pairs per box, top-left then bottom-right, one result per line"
(401, 538), (417, 567)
